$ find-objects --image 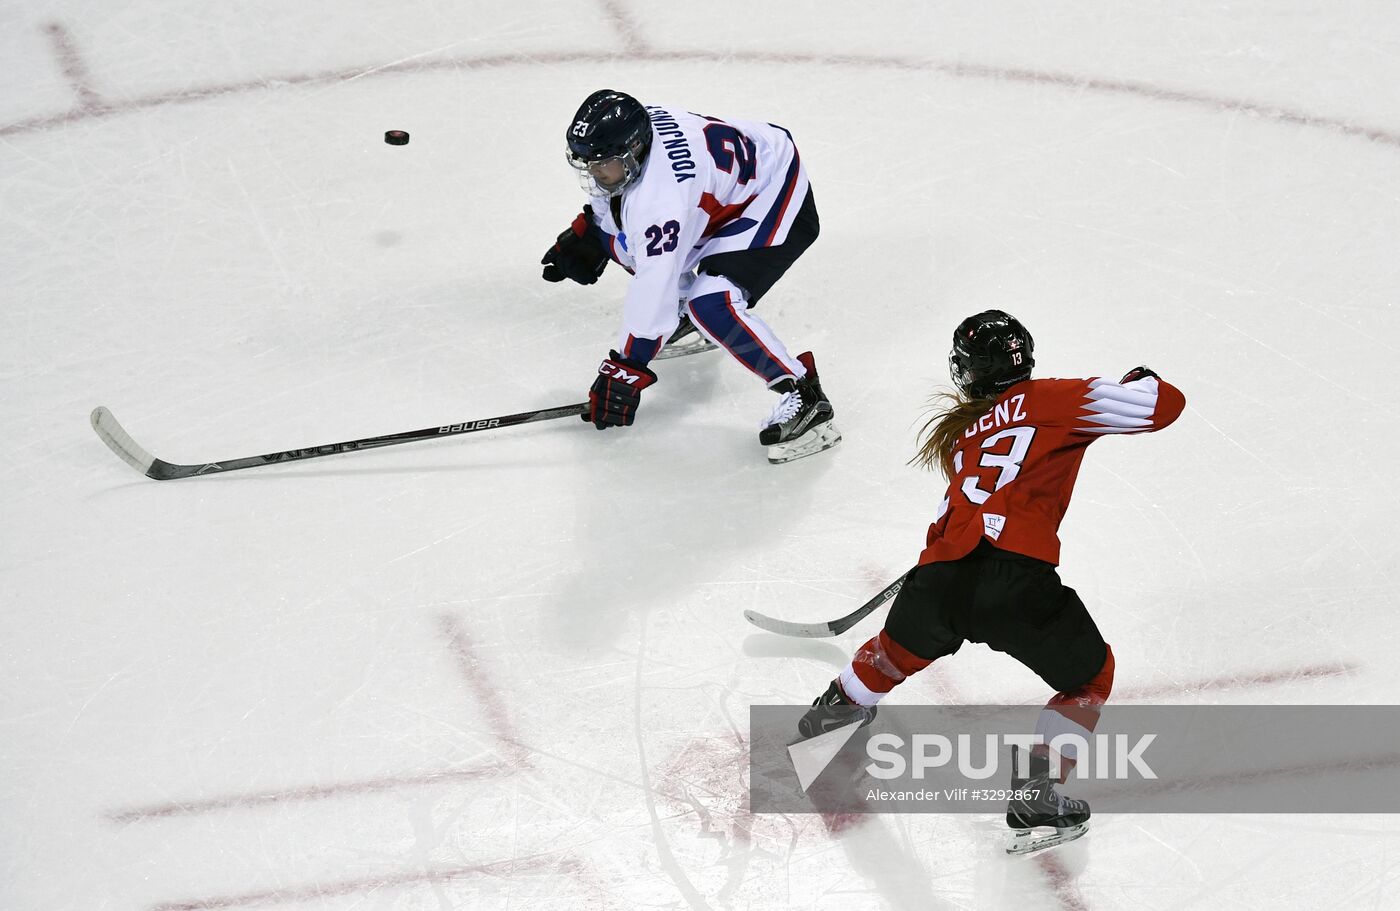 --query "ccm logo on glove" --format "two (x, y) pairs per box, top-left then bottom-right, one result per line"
(584, 352), (657, 429)
(597, 360), (654, 386)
